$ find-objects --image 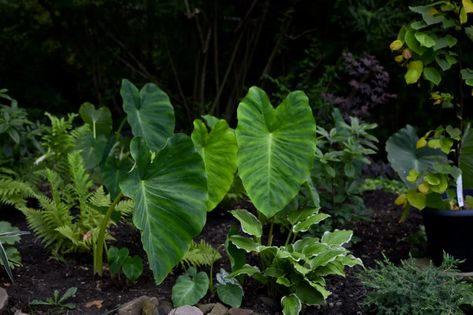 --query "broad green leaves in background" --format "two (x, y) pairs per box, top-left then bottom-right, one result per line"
(230, 209), (262, 238)
(121, 79), (175, 152)
(236, 87), (316, 218)
(119, 134), (207, 284)
(386, 125), (447, 186)
(191, 117), (237, 211)
(172, 267), (209, 307)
